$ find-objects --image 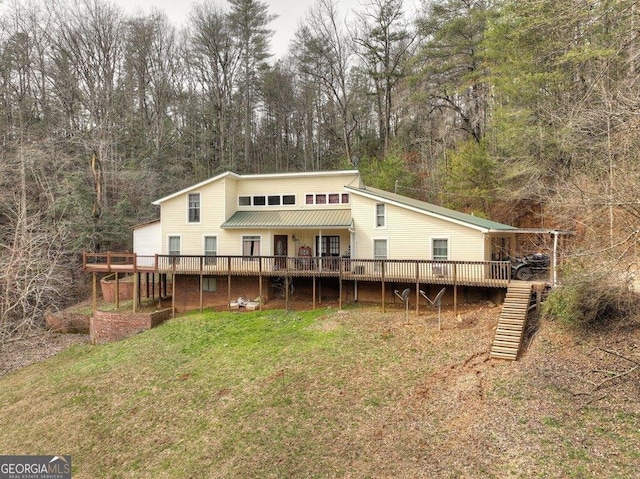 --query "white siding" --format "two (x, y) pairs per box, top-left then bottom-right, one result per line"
(350, 194), (486, 261)
(133, 222), (161, 268)
(160, 178), (228, 255)
(235, 173), (359, 210)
